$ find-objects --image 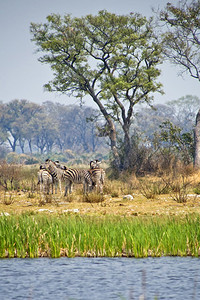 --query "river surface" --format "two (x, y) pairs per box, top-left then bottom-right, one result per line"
(0, 257), (200, 299)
